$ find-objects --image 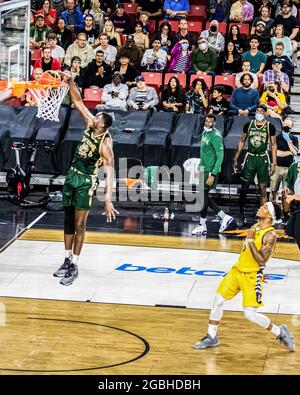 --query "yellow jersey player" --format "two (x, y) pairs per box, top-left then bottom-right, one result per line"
(194, 201), (295, 352)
